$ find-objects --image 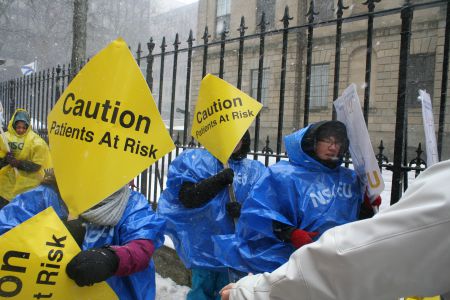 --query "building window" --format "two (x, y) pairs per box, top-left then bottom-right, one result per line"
(314, 0), (335, 22)
(406, 54), (435, 108)
(216, 0), (230, 37)
(256, 0), (276, 29)
(310, 64), (329, 109)
(251, 68), (269, 106)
